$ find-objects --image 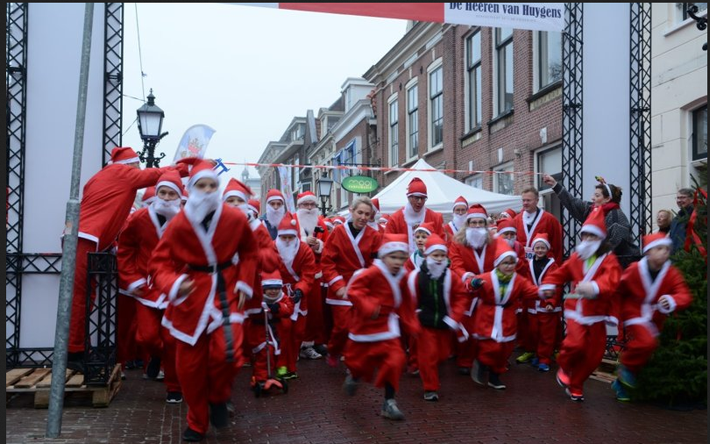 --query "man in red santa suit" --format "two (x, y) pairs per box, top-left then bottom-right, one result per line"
(262, 189), (288, 240)
(385, 177), (444, 253)
(118, 170), (184, 403)
(321, 197), (382, 367)
(514, 187), (563, 262)
(67, 147), (188, 367)
(140, 186), (156, 208)
(294, 191), (330, 360)
(150, 159), (258, 441)
(443, 196), (469, 245)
